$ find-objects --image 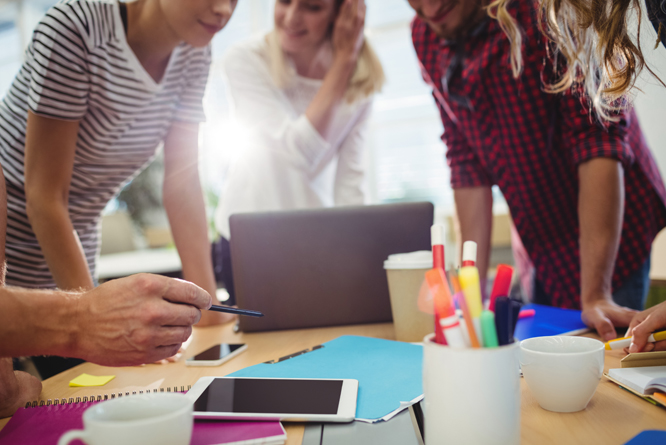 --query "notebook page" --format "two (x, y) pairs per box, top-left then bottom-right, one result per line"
(608, 366), (666, 395)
